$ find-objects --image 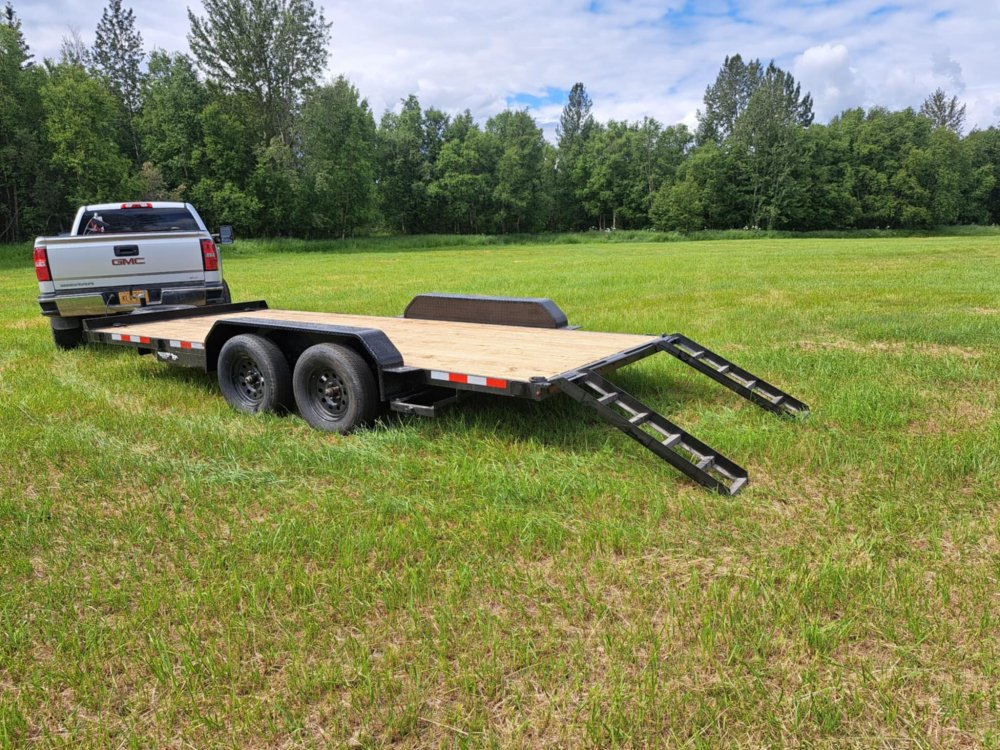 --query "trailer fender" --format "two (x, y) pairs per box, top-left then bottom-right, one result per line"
(203, 318), (404, 399)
